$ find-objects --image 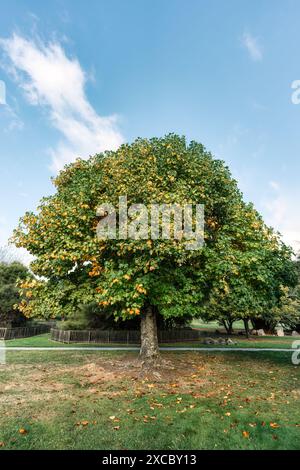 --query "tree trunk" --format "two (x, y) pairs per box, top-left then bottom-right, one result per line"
(140, 304), (160, 366)
(244, 319), (250, 339)
(222, 319), (233, 335)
